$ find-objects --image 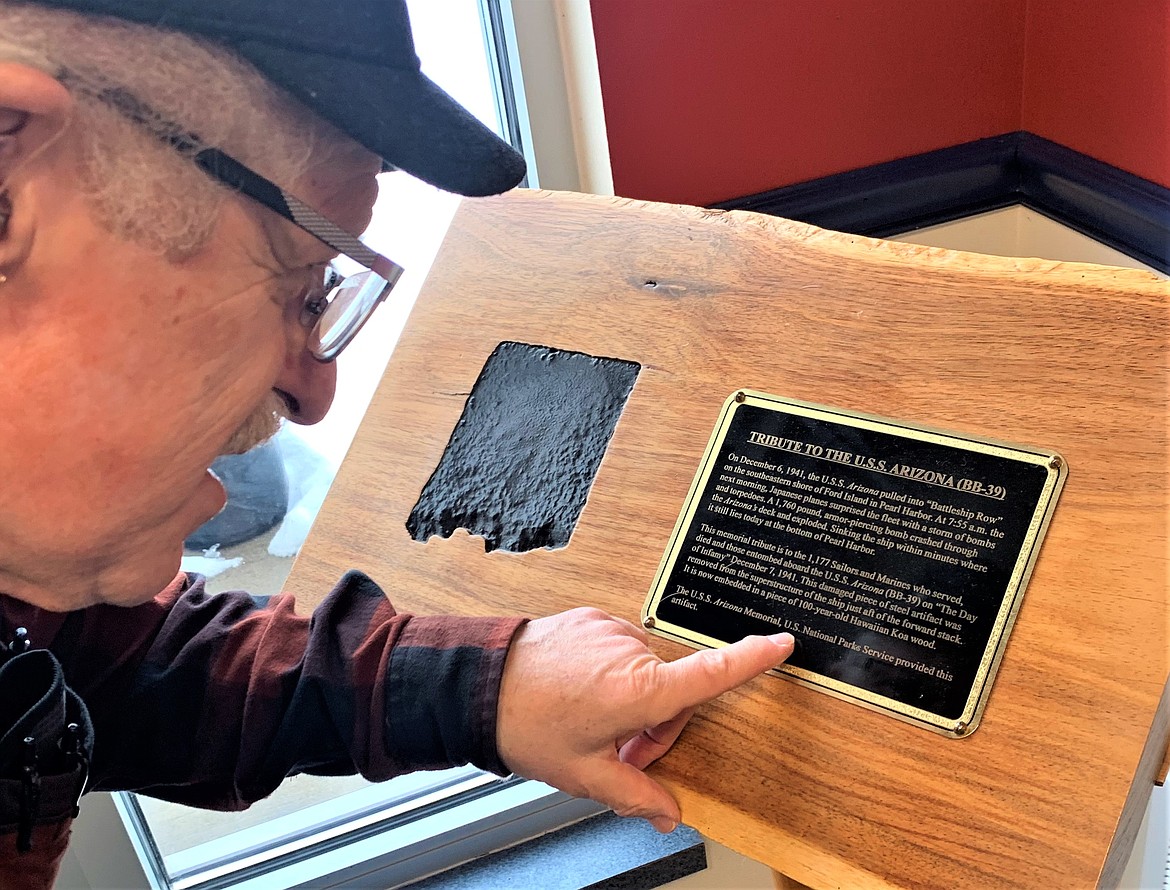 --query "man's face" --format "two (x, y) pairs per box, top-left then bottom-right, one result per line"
(0, 107), (382, 611)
